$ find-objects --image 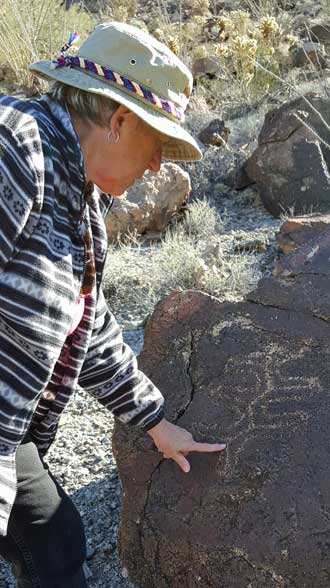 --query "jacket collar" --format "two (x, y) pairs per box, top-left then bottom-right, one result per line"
(38, 95), (90, 219)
